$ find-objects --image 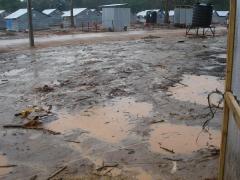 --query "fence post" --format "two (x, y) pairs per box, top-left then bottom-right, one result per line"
(27, 0), (34, 47)
(219, 0), (237, 179)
